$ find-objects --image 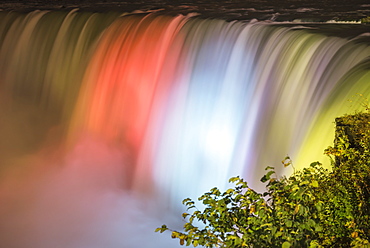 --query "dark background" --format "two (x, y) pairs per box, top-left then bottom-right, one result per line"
(1, 0), (370, 22)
